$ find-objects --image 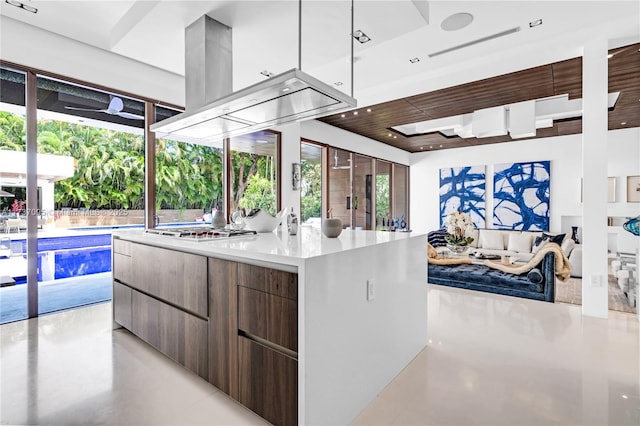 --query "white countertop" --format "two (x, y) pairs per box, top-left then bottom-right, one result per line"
(113, 226), (424, 269)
